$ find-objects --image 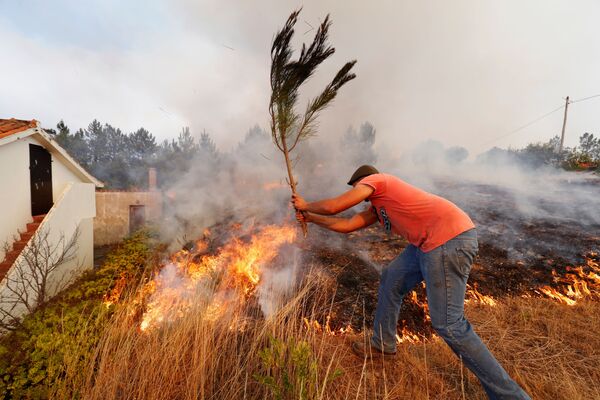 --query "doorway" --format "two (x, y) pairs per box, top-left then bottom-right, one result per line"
(129, 205), (146, 234)
(29, 144), (53, 216)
